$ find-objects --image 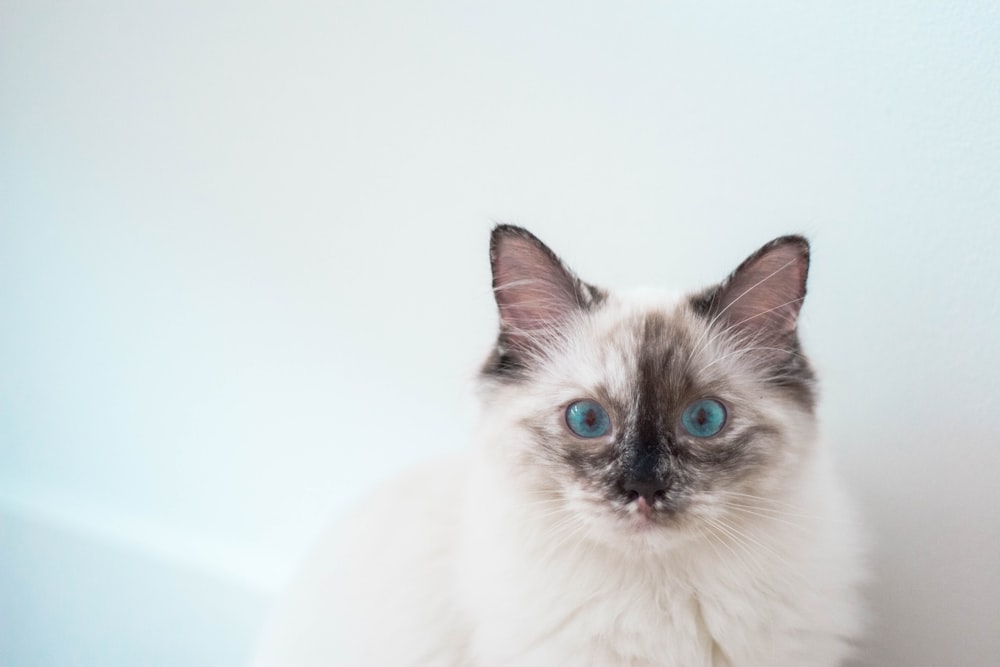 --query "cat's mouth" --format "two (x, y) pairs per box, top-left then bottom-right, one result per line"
(617, 490), (693, 532)
(627, 501), (662, 533)
(623, 495), (671, 531)
(633, 495), (655, 520)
